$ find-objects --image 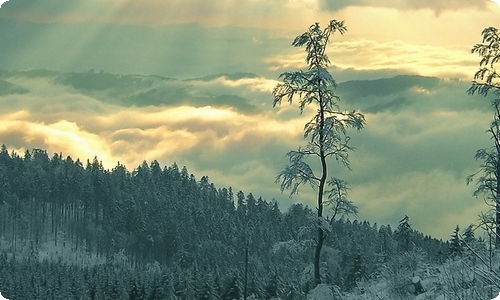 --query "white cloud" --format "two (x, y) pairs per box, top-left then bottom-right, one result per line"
(0, 72), (307, 171)
(0, 64), (493, 240)
(267, 39), (478, 79)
